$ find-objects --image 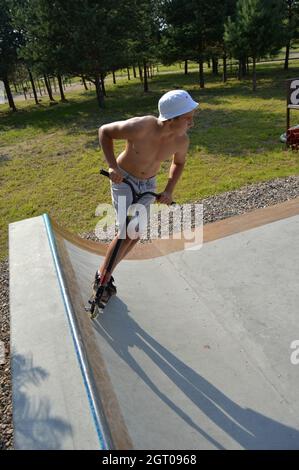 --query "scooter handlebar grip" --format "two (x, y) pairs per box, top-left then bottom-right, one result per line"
(100, 169), (110, 178)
